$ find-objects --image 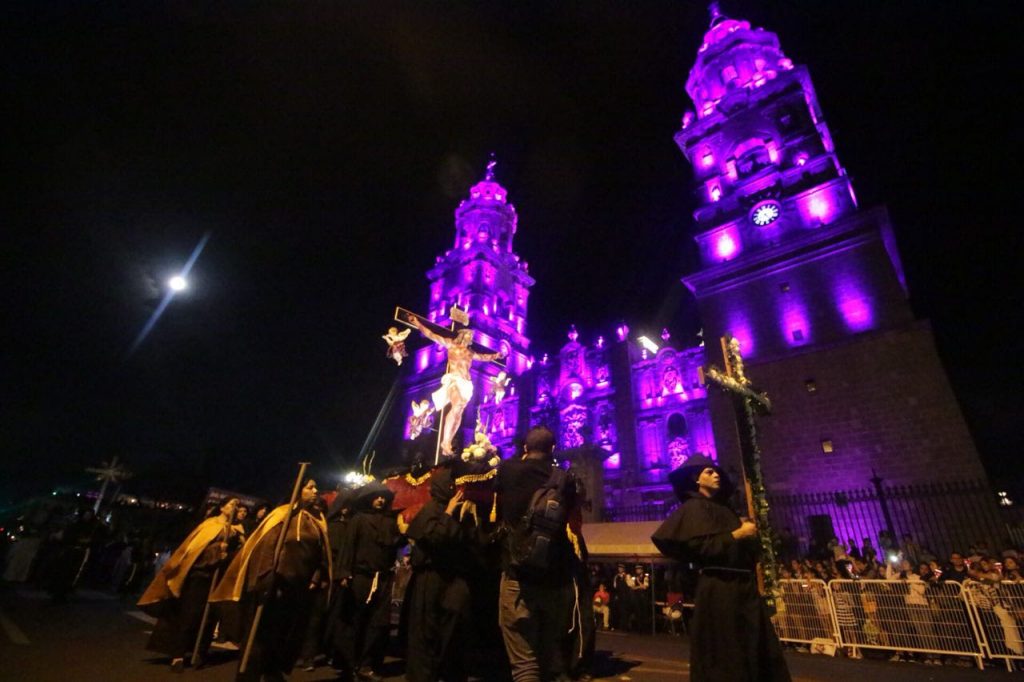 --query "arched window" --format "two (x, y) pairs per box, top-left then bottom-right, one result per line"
(667, 413), (689, 439)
